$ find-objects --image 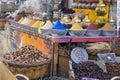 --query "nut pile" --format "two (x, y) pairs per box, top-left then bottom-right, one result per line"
(72, 61), (110, 80)
(4, 45), (50, 65)
(106, 63), (120, 77)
